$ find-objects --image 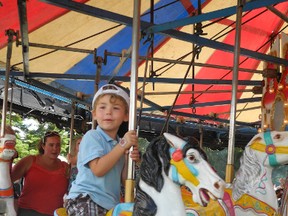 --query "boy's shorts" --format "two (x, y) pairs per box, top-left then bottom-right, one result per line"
(64, 194), (108, 216)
